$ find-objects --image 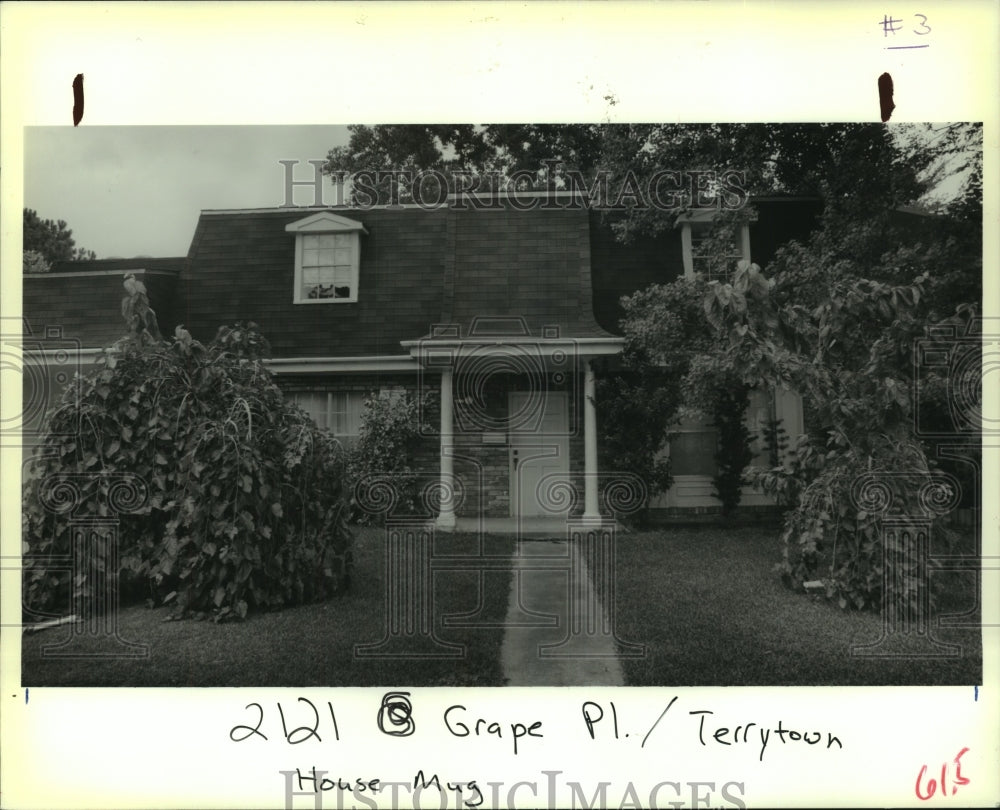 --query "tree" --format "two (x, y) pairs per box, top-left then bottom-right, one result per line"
(23, 208), (97, 266)
(323, 124), (606, 204)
